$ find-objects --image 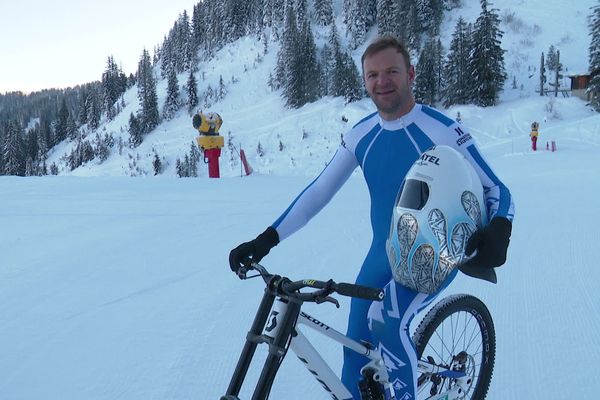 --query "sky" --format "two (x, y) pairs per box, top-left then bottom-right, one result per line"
(0, 0), (197, 94)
